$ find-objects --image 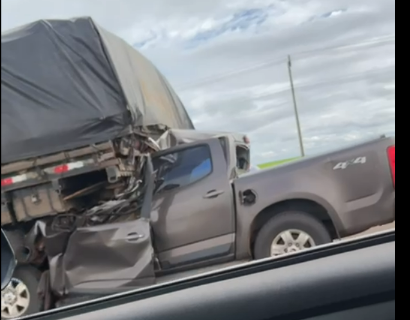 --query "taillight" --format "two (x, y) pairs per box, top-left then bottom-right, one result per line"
(1, 174), (28, 187)
(387, 146), (395, 187)
(1, 178), (13, 187)
(54, 164), (69, 174)
(52, 162), (84, 174)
